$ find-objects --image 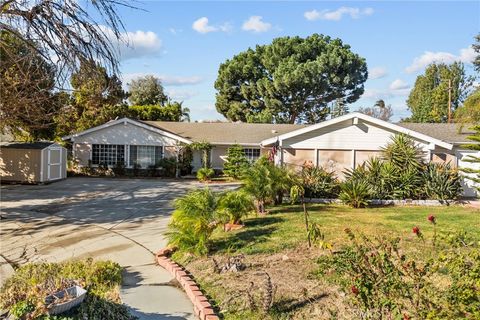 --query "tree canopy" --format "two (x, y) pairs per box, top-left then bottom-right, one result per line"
(455, 88), (480, 124)
(406, 62), (474, 123)
(0, 31), (59, 140)
(214, 34), (368, 124)
(128, 75), (168, 106)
